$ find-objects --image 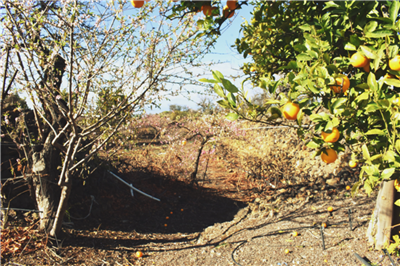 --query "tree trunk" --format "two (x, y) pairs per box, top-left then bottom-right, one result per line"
(367, 180), (395, 250)
(32, 132), (62, 233)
